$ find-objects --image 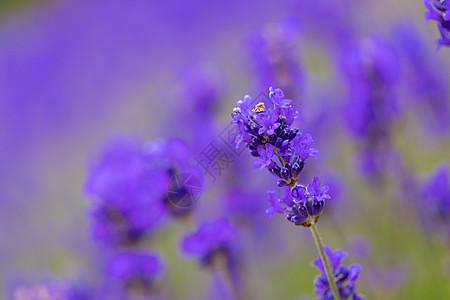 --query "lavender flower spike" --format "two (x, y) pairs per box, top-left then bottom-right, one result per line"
(265, 176), (329, 226)
(423, 0), (450, 50)
(231, 87), (314, 187)
(231, 87), (361, 300)
(313, 246), (363, 300)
